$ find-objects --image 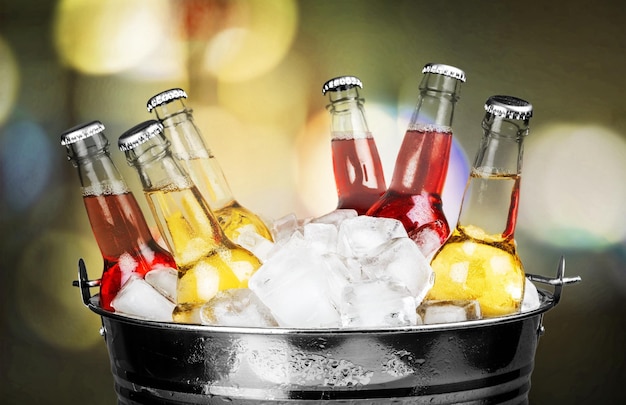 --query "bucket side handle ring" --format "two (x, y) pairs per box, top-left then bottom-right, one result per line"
(527, 256), (581, 306)
(72, 258), (101, 307)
